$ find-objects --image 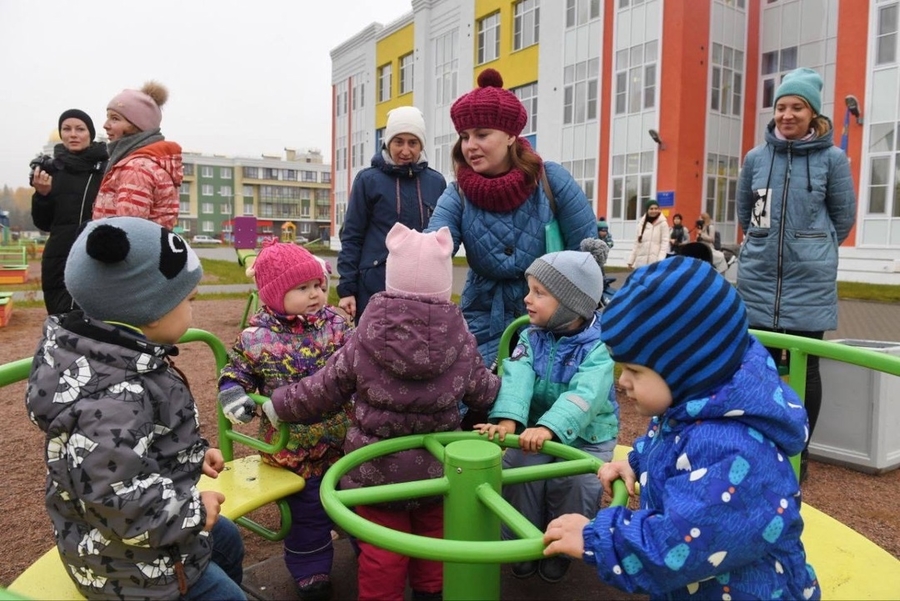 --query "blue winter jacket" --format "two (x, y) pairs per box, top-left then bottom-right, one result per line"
(337, 151), (446, 319)
(736, 120), (856, 331)
(583, 338), (819, 600)
(489, 313), (618, 447)
(425, 162), (596, 365)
